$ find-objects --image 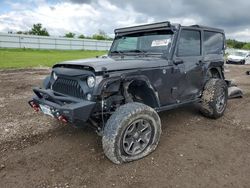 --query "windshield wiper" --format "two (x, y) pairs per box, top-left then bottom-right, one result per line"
(127, 50), (165, 58)
(110, 50), (124, 56)
(110, 49), (163, 58)
(124, 49), (147, 55)
(110, 50), (146, 57)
